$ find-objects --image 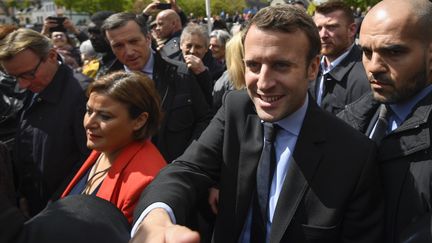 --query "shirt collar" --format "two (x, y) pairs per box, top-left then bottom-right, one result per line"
(320, 44), (354, 74)
(274, 93), (309, 136)
(389, 85), (432, 124)
(124, 51), (155, 77)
